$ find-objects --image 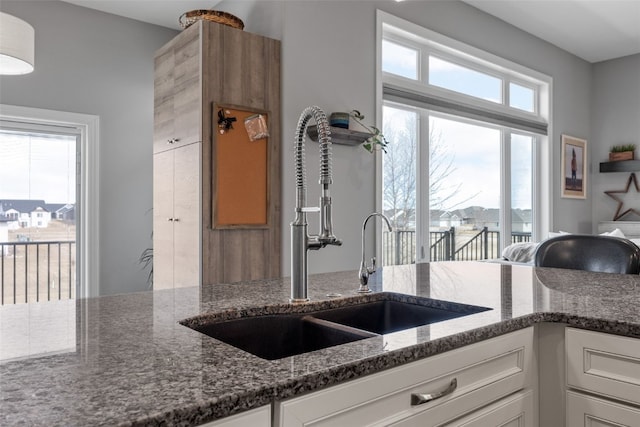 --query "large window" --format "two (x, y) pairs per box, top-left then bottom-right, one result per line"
(377, 11), (551, 265)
